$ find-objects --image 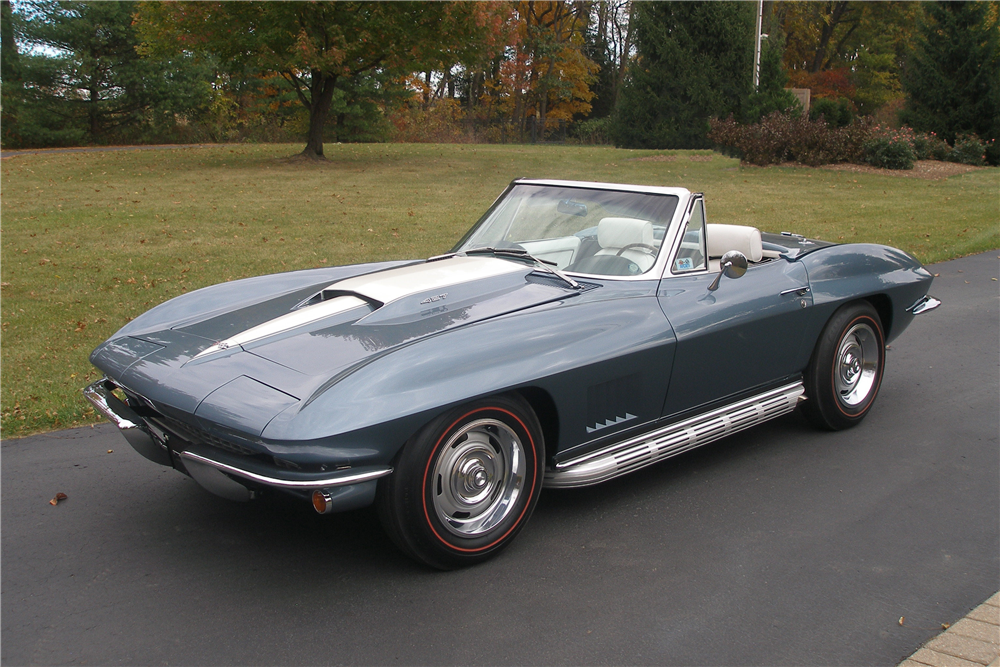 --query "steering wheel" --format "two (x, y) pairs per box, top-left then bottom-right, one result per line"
(616, 243), (658, 257)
